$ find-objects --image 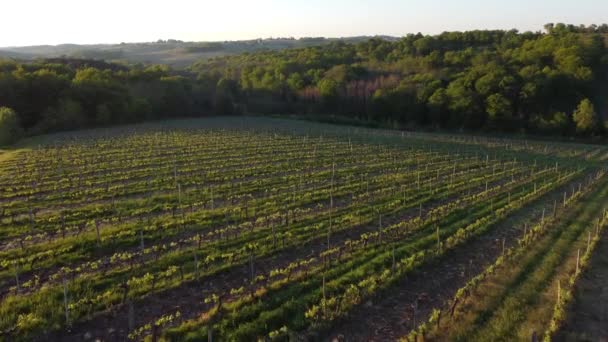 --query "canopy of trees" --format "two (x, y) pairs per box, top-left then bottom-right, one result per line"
(187, 25), (608, 137)
(0, 59), (216, 140)
(0, 23), (607, 144)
